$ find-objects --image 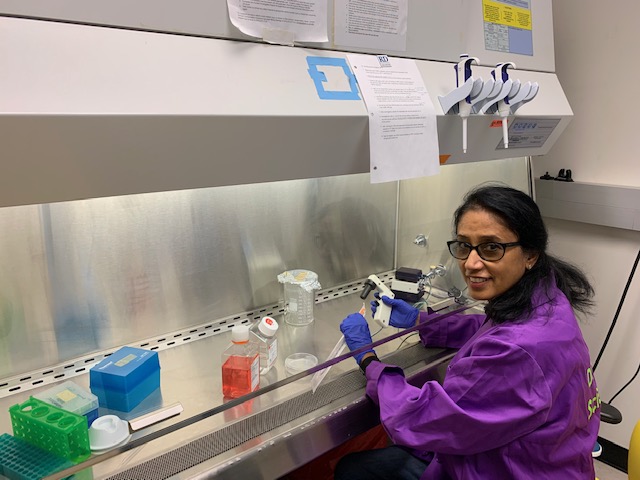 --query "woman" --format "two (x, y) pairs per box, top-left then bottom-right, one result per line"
(335, 184), (599, 480)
